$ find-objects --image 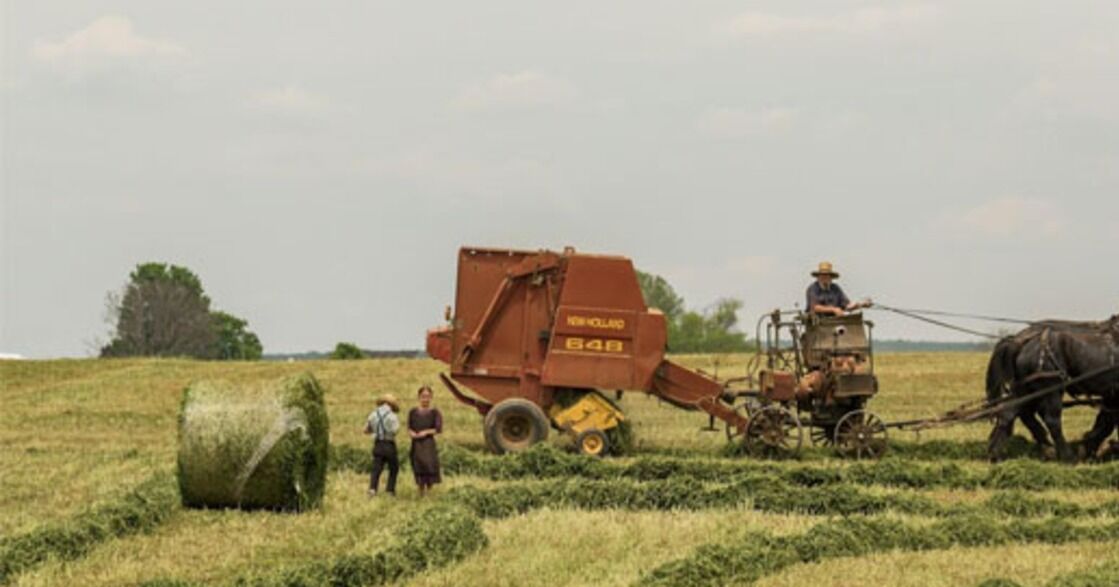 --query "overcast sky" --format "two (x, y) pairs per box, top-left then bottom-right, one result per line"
(2, 2), (1118, 358)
